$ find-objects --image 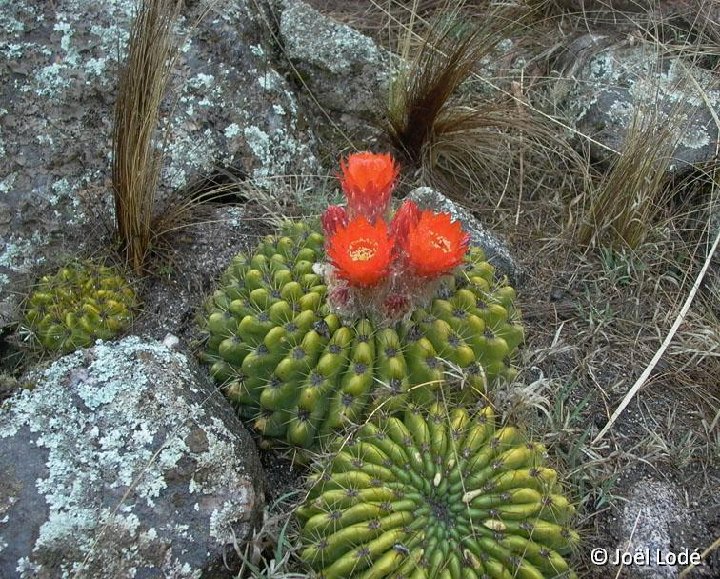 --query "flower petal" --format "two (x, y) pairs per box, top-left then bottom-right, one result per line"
(400, 211), (469, 278)
(326, 216), (394, 287)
